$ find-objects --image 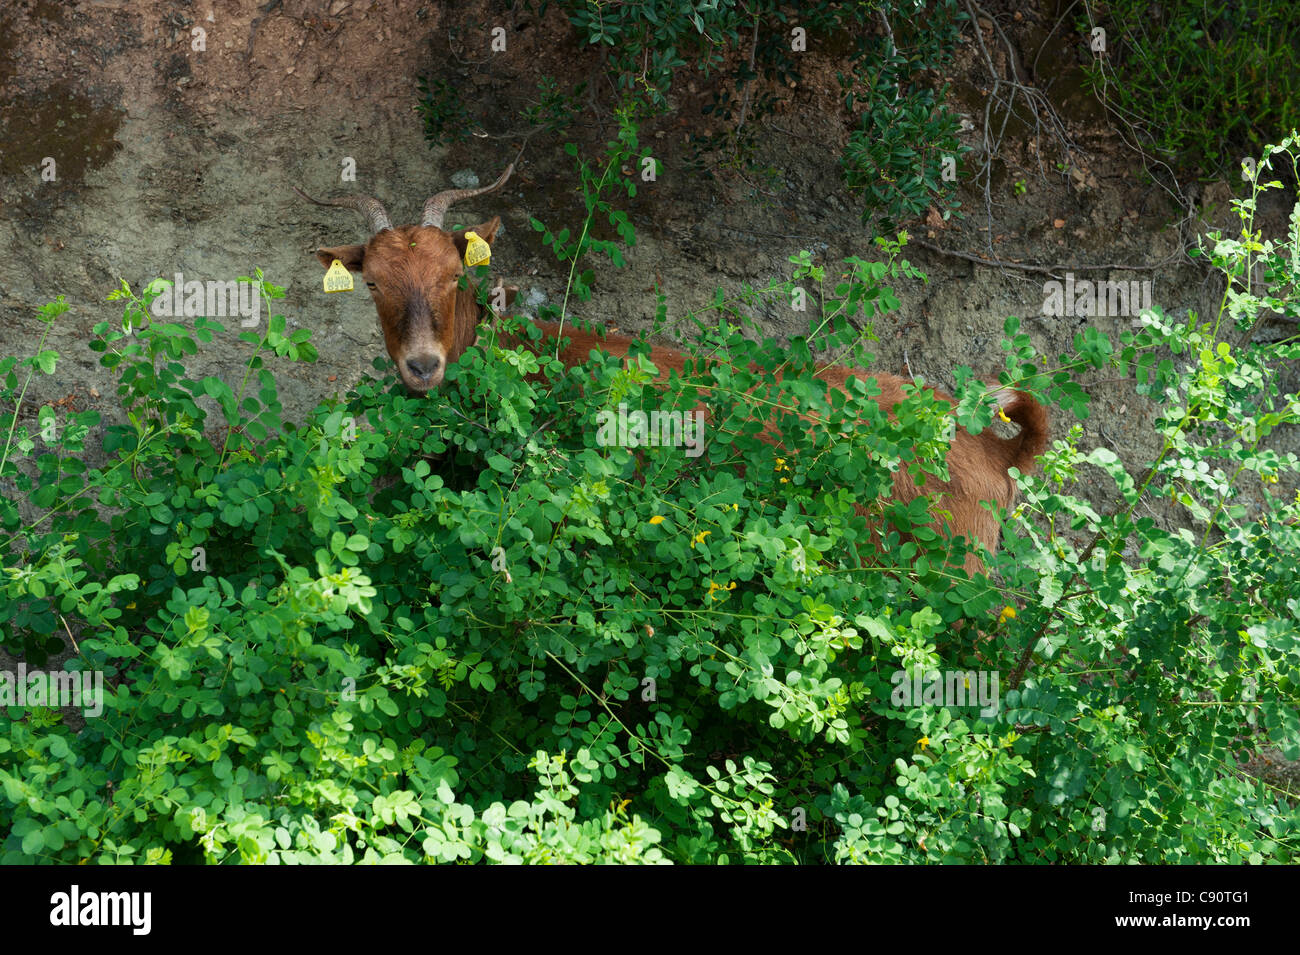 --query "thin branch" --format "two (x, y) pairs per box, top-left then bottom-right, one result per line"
(878, 7), (897, 57)
(961, 0), (1082, 259)
(735, 11), (761, 132)
(909, 236), (1179, 276)
(60, 614), (82, 656)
